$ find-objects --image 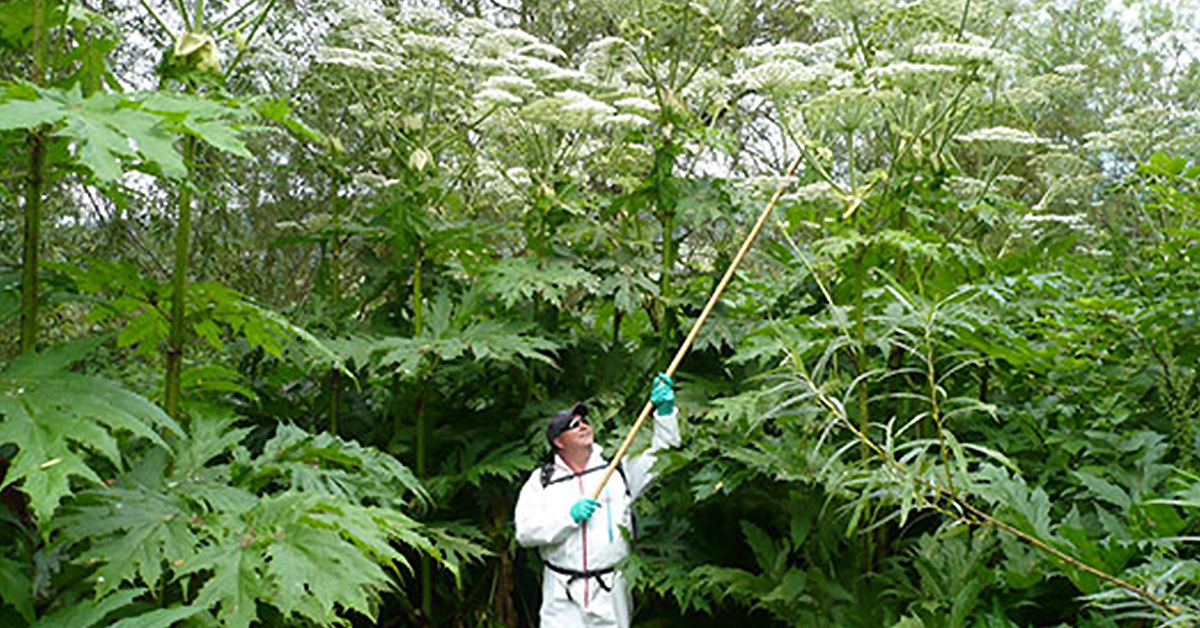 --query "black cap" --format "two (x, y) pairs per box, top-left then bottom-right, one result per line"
(546, 402), (588, 449)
